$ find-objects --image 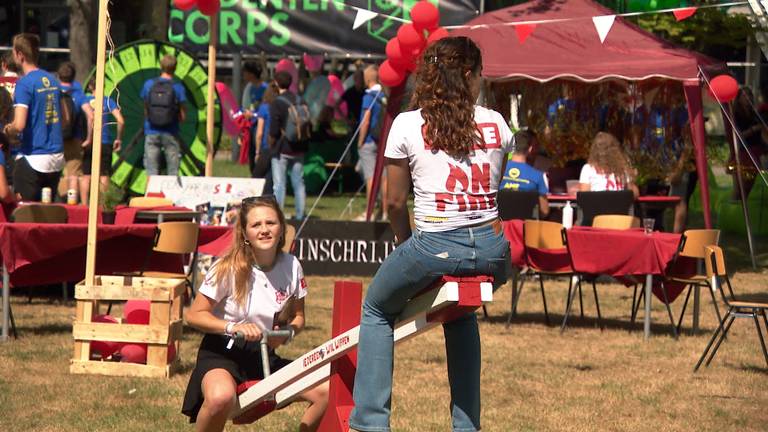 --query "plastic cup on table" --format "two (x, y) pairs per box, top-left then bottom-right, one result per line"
(643, 218), (655, 235)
